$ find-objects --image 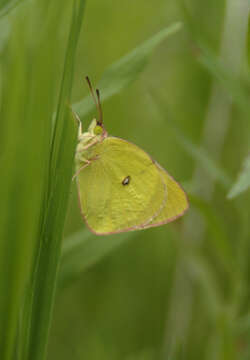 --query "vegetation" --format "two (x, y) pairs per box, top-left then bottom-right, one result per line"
(0, 0), (249, 359)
